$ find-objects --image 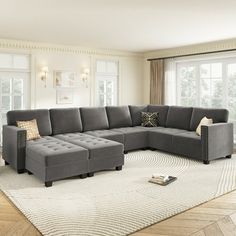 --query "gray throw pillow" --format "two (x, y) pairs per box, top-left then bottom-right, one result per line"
(141, 112), (159, 127)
